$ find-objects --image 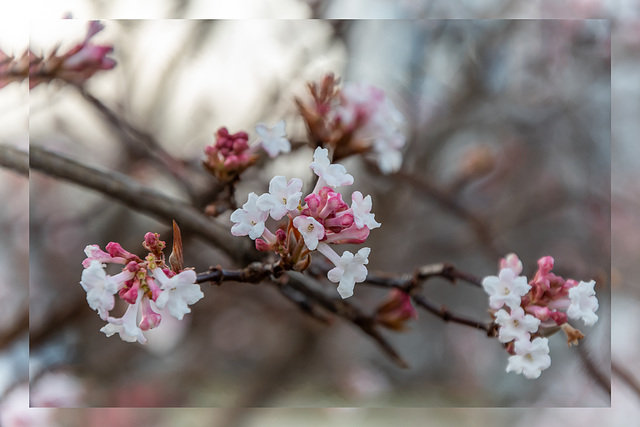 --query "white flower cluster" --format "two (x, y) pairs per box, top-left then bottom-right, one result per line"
(80, 240), (204, 344)
(230, 147), (380, 299)
(482, 254), (599, 379)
